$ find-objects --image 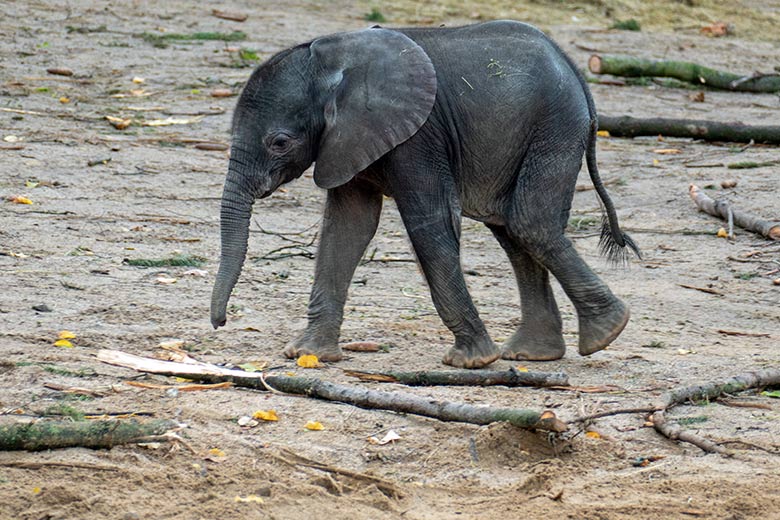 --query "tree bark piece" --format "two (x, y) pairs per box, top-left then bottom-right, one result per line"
(343, 368), (568, 387)
(98, 350), (567, 432)
(598, 115), (780, 144)
(589, 54), (780, 93)
(689, 184), (780, 240)
(0, 419), (178, 451)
